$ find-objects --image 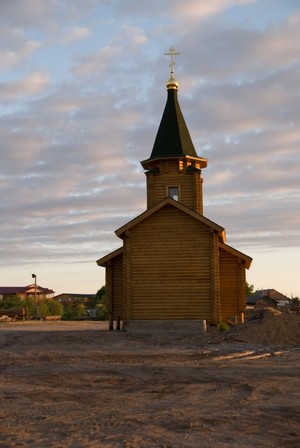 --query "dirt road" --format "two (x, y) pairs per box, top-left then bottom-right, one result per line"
(0, 320), (299, 447)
